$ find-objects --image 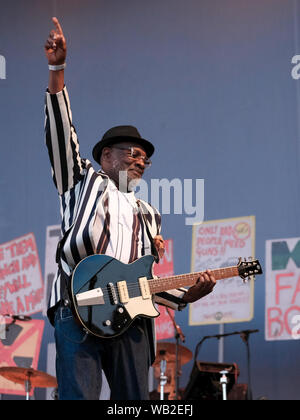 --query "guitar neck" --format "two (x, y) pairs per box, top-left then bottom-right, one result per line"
(148, 265), (239, 294)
